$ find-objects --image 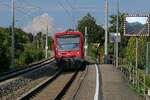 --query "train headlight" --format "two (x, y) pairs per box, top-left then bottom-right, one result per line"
(57, 52), (61, 56)
(77, 51), (80, 55)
